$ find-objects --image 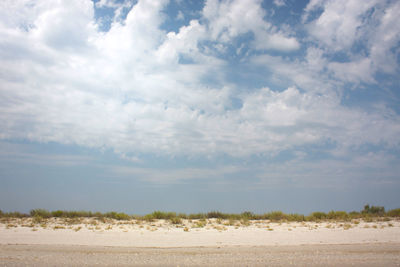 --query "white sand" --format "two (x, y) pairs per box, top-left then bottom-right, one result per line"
(1, 218), (399, 247)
